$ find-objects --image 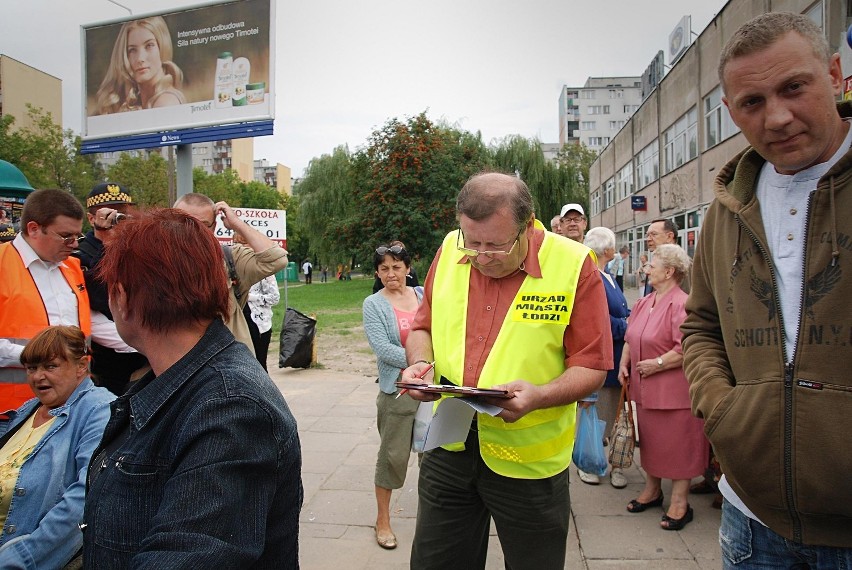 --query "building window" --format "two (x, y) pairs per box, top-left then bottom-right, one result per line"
(609, 120), (625, 130)
(603, 178), (615, 209)
(635, 140), (659, 189)
(588, 136), (611, 147)
(623, 104), (639, 113)
(588, 105), (611, 115)
(662, 107), (698, 174)
(581, 90), (596, 99)
(591, 189), (601, 216)
(581, 121), (596, 130)
(616, 162), (634, 201)
(608, 89), (624, 99)
(704, 86), (740, 149)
